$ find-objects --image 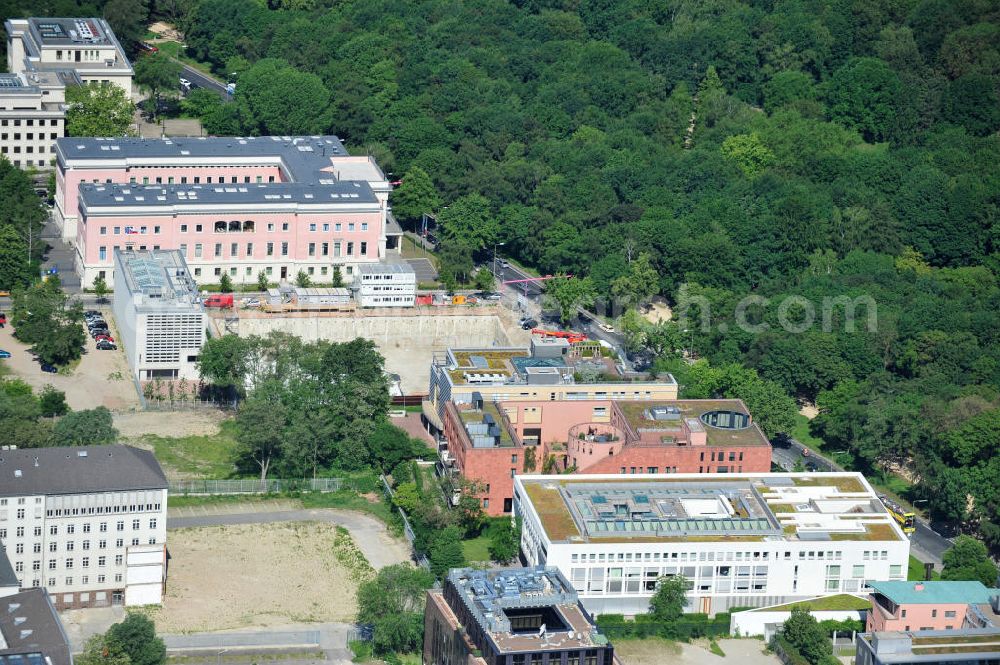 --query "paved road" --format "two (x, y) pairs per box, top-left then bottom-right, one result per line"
(168, 507), (412, 570)
(180, 63), (227, 96)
